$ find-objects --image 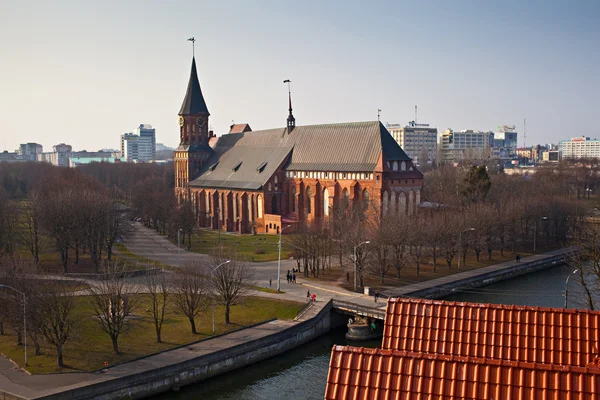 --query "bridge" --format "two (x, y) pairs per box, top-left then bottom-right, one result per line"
(331, 299), (386, 320)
